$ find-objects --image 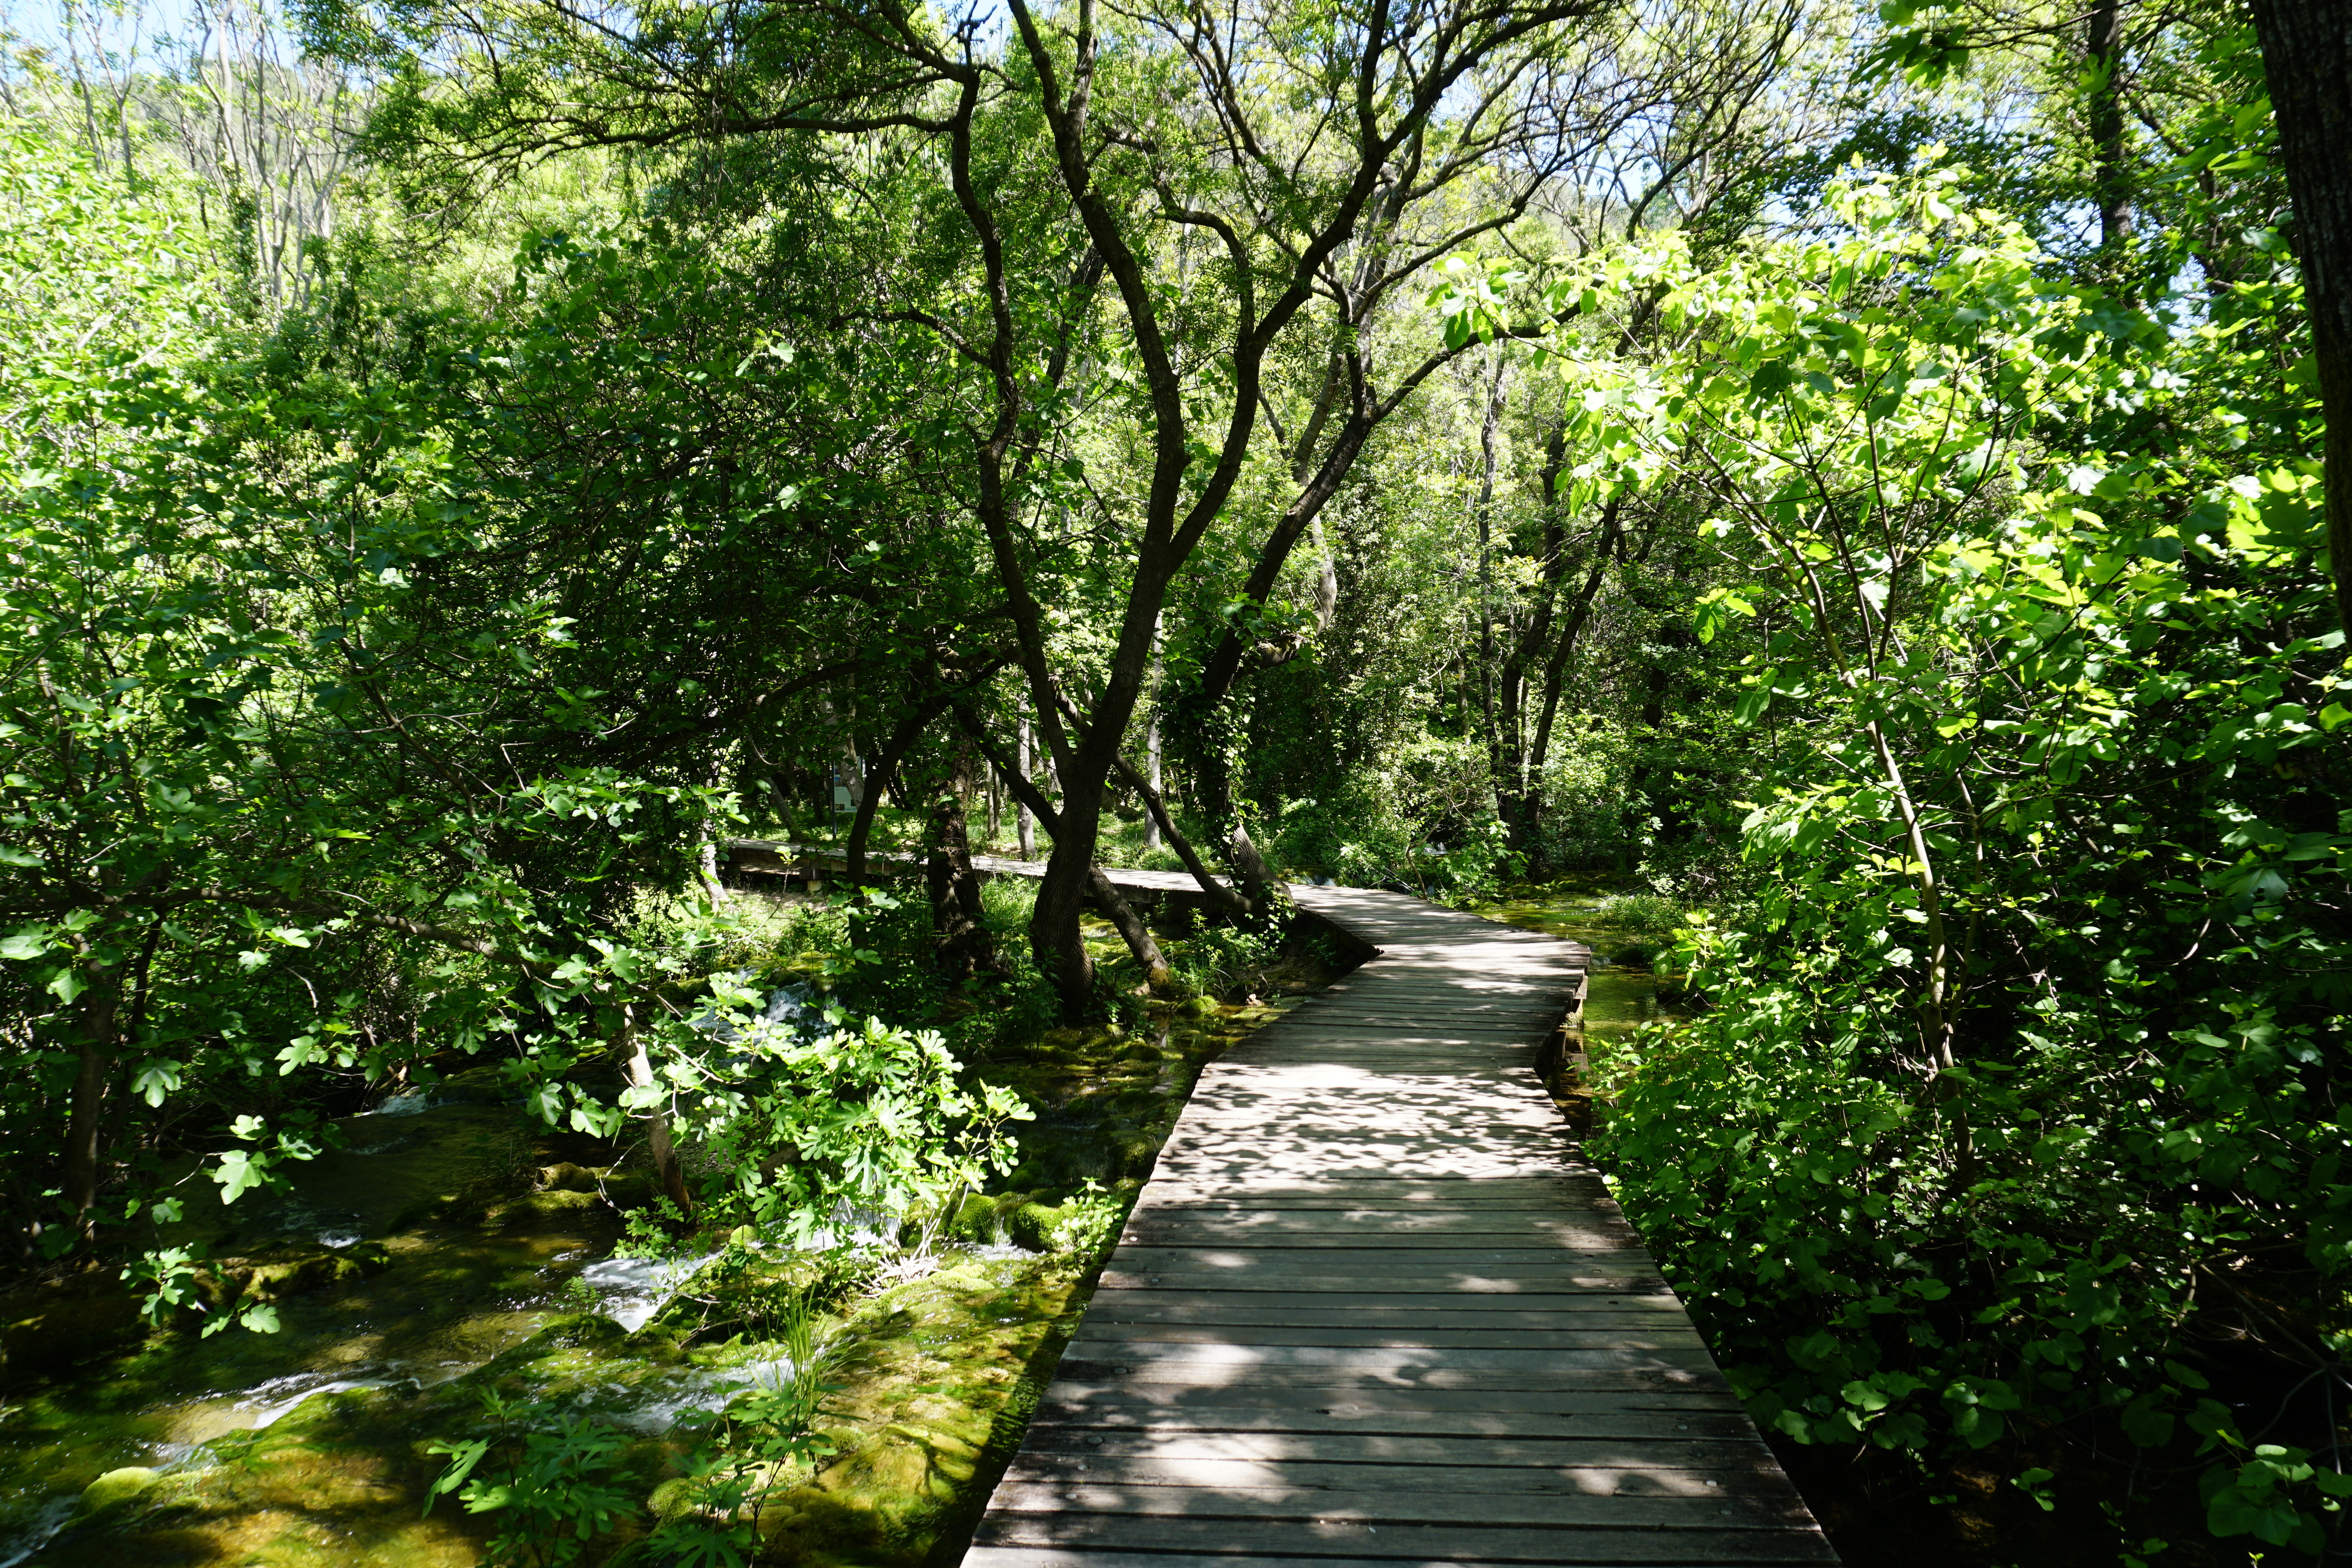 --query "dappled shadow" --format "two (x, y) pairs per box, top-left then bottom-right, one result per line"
(964, 884), (1838, 1567)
